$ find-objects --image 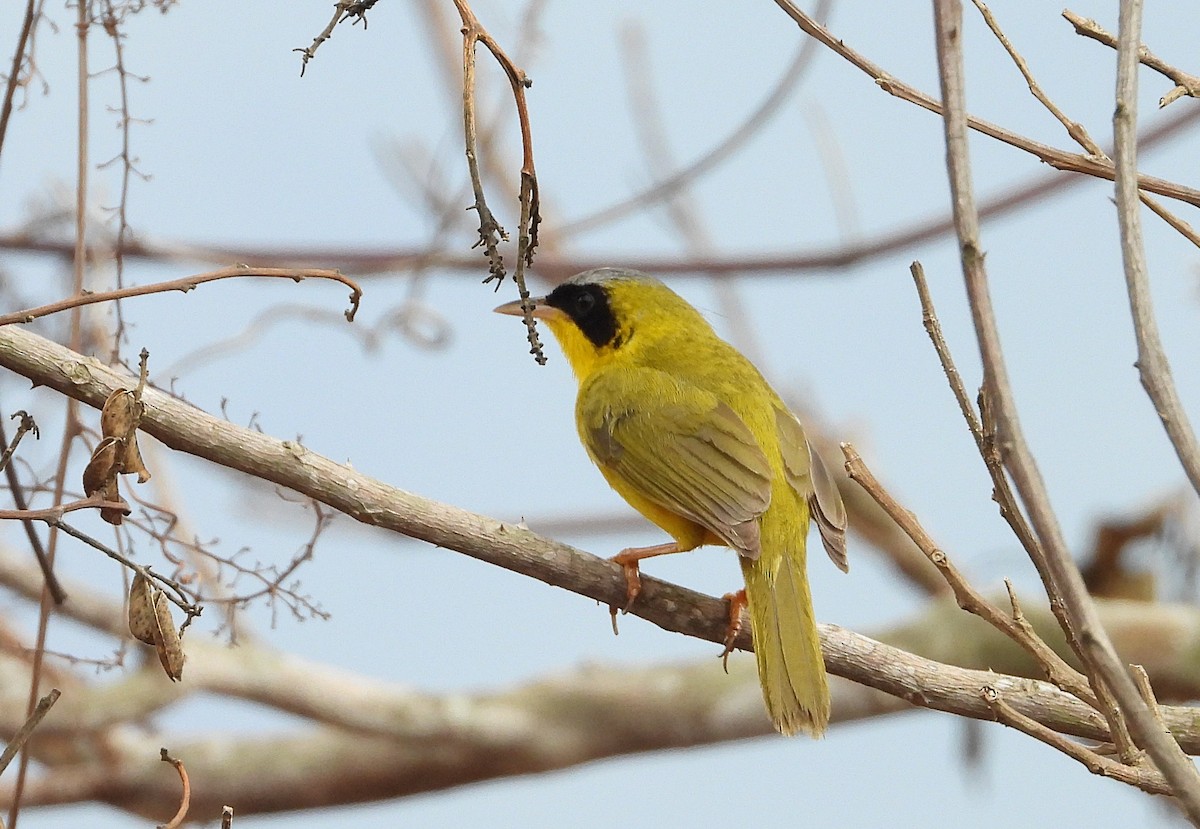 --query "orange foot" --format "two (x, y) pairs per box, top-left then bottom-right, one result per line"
(606, 542), (680, 635)
(718, 588), (748, 673)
